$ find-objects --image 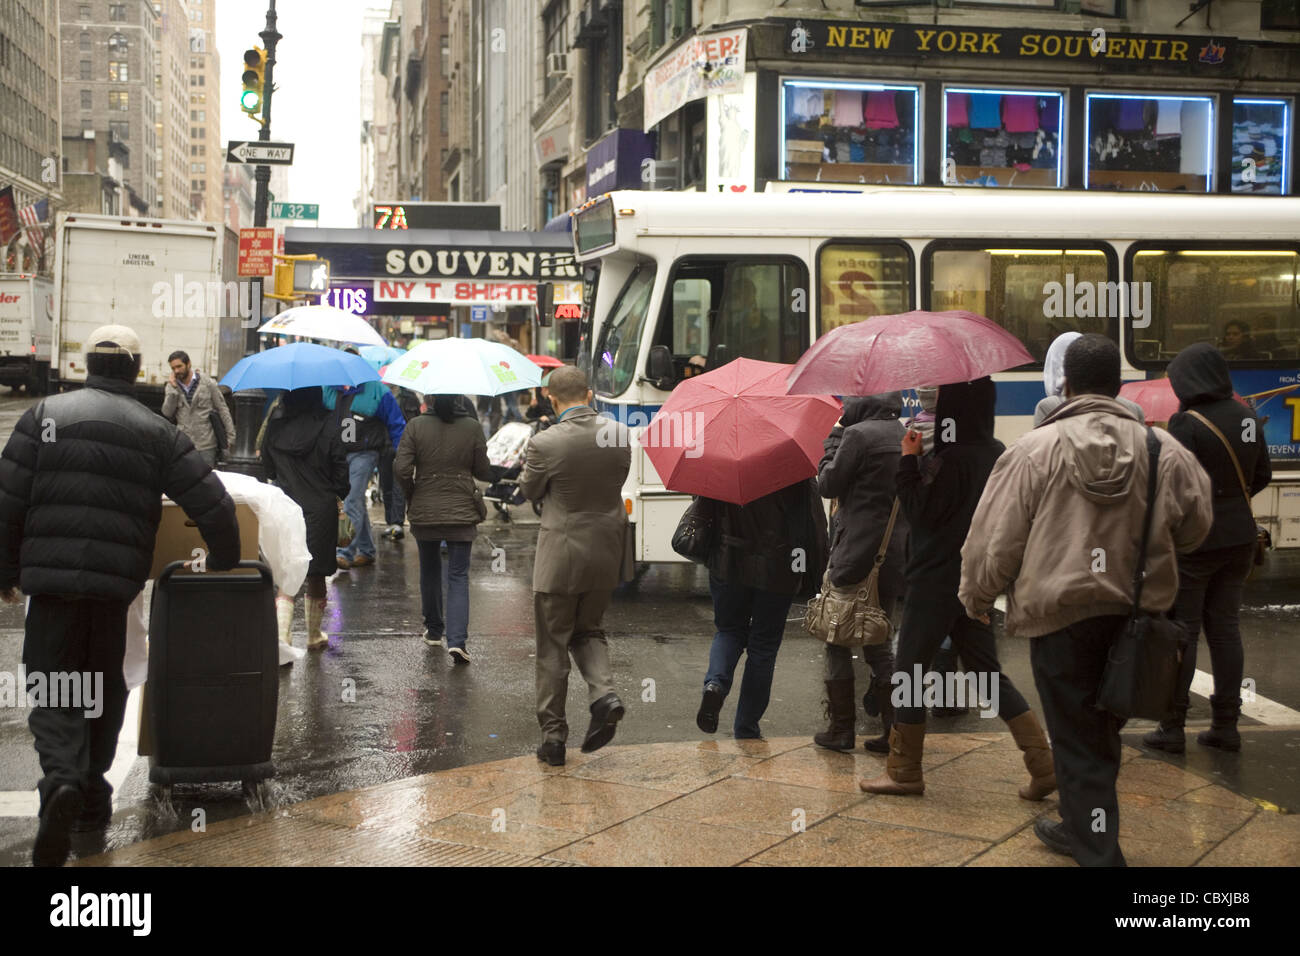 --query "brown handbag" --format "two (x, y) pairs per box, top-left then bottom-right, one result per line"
(1186, 410), (1269, 566)
(804, 498), (900, 647)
